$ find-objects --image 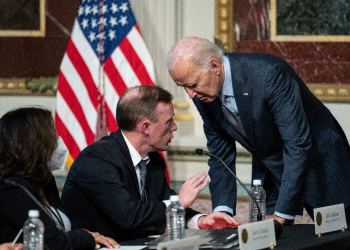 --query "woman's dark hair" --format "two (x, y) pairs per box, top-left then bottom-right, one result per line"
(0, 107), (57, 191)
